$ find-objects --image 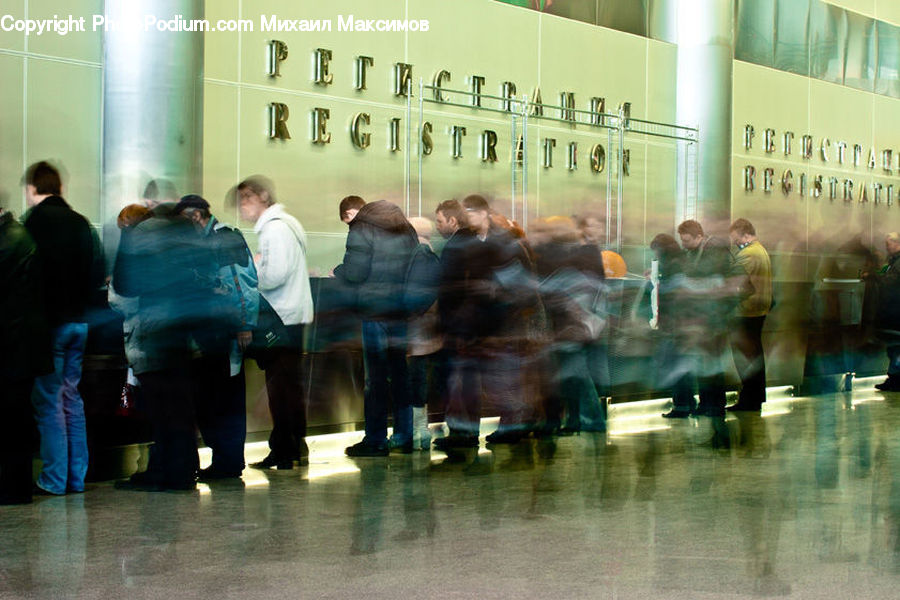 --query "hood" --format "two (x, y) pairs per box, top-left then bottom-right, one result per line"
(353, 200), (414, 235)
